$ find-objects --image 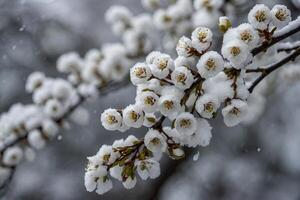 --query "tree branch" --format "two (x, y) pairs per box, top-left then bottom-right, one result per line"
(249, 47), (300, 93)
(251, 18), (300, 56)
